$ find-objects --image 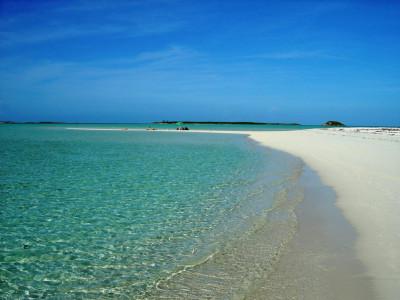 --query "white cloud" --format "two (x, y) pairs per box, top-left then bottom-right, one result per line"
(248, 50), (342, 60)
(134, 46), (199, 63)
(0, 0), (185, 47)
